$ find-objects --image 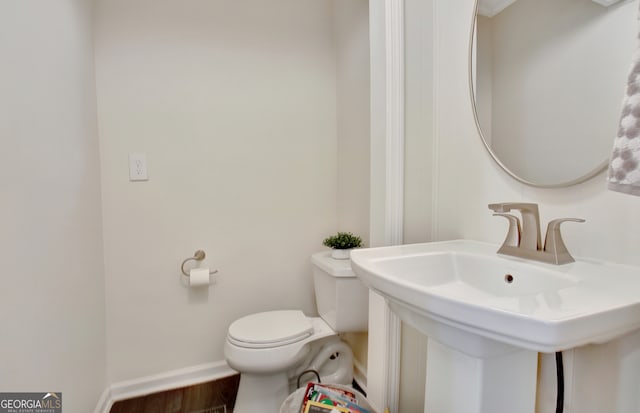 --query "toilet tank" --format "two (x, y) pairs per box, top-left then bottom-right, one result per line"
(311, 251), (369, 332)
